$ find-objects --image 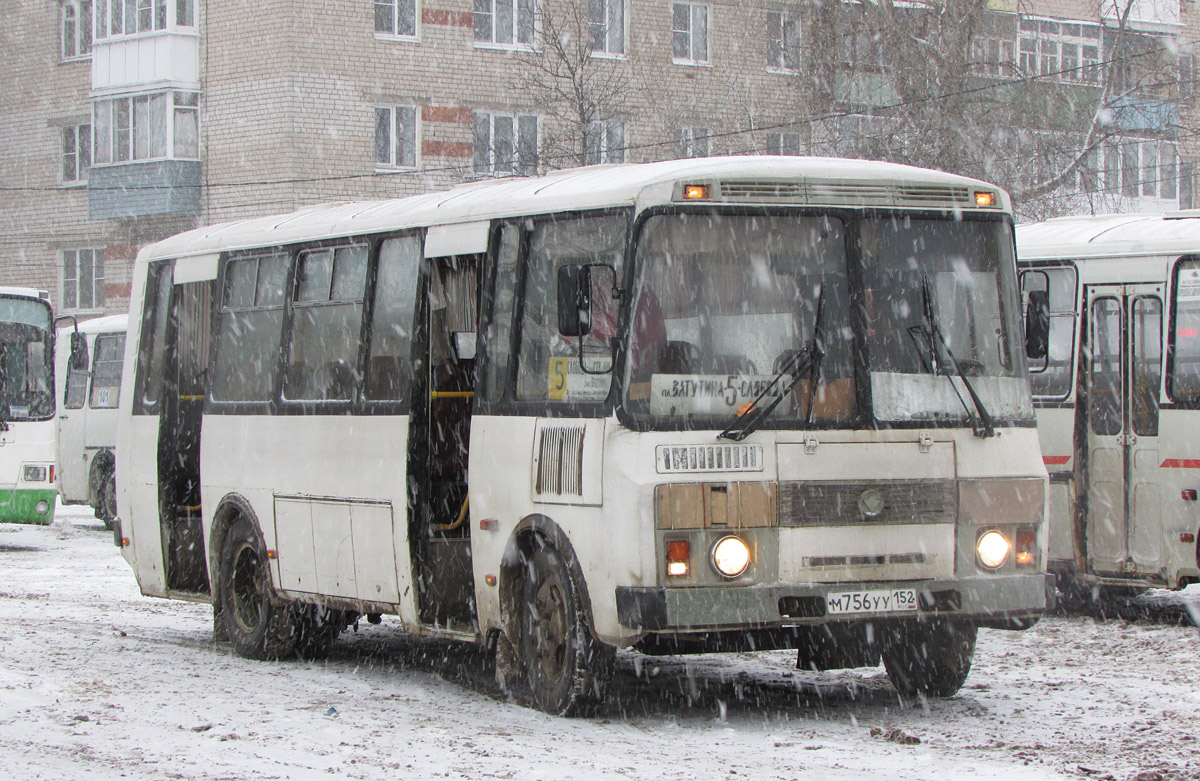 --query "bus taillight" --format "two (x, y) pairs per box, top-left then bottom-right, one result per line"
(666, 540), (690, 577)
